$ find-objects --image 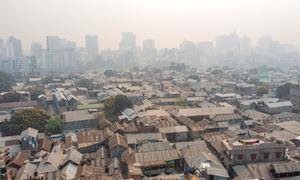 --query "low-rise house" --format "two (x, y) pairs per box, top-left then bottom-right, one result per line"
(290, 85), (300, 110)
(9, 150), (30, 169)
(215, 93), (240, 102)
(177, 106), (235, 121)
(110, 122), (139, 135)
(235, 83), (256, 96)
(275, 120), (300, 136)
(61, 110), (99, 134)
(36, 146), (64, 179)
(153, 98), (180, 106)
(186, 97), (204, 105)
(118, 108), (137, 122)
(232, 162), (300, 179)
(20, 128), (38, 152)
(108, 157), (122, 176)
(0, 101), (37, 113)
(15, 162), (37, 180)
(0, 135), (21, 158)
(238, 97), (279, 110)
(241, 110), (270, 125)
(0, 111), (10, 123)
(258, 101), (293, 115)
(137, 142), (174, 153)
(158, 125), (189, 142)
(177, 140), (229, 179)
(223, 136), (286, 165)
(212, 113), (244, 126)
(122, 148), (183, 176)
(108, 133), (128, 158)
(76, 128), (112, 153)
(0, 147), (10, 165)
(126, 133), (166, 149)
(175, 116), (205, 138)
